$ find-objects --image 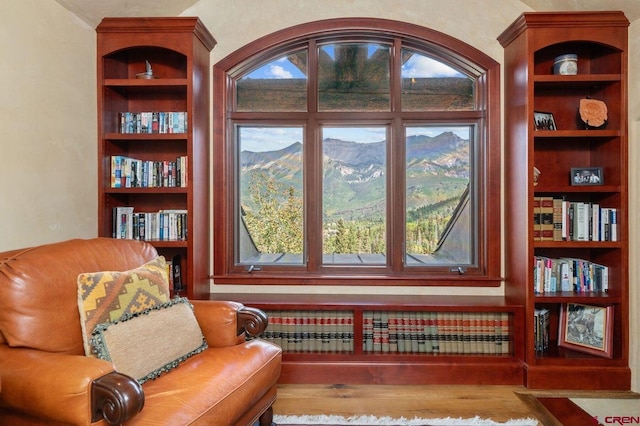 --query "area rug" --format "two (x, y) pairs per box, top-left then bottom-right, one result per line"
(273, 414), (539, 425)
